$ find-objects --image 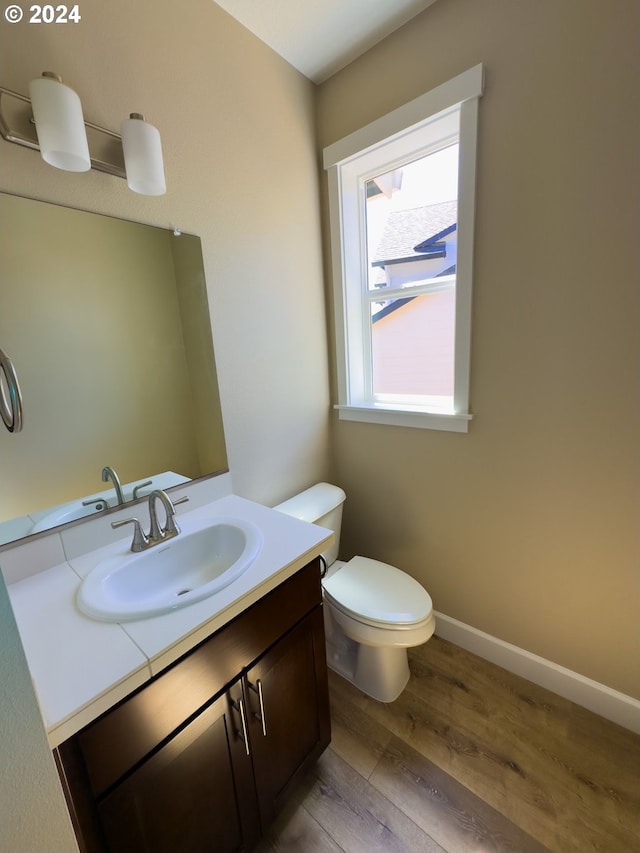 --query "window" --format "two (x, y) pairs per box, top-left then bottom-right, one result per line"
(324, 65), (483, 432)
